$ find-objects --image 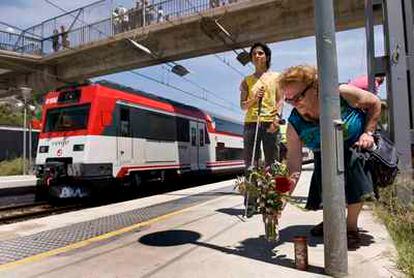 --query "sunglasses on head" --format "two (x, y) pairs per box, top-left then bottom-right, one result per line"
(285, 83), (314, 105)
